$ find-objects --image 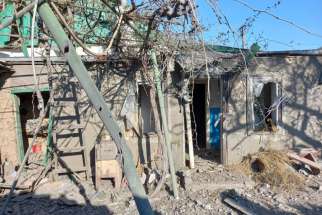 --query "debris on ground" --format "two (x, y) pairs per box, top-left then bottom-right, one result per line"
(235, 150), (305, 190)
(287, 152), (321, 175)
(0, 152), (321, 214)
